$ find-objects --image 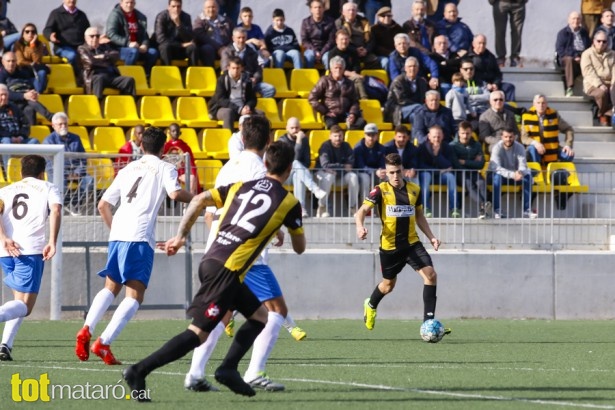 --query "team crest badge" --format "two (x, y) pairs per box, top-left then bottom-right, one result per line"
(205, 303), (220, 319)
(254, 179), (273, 192)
